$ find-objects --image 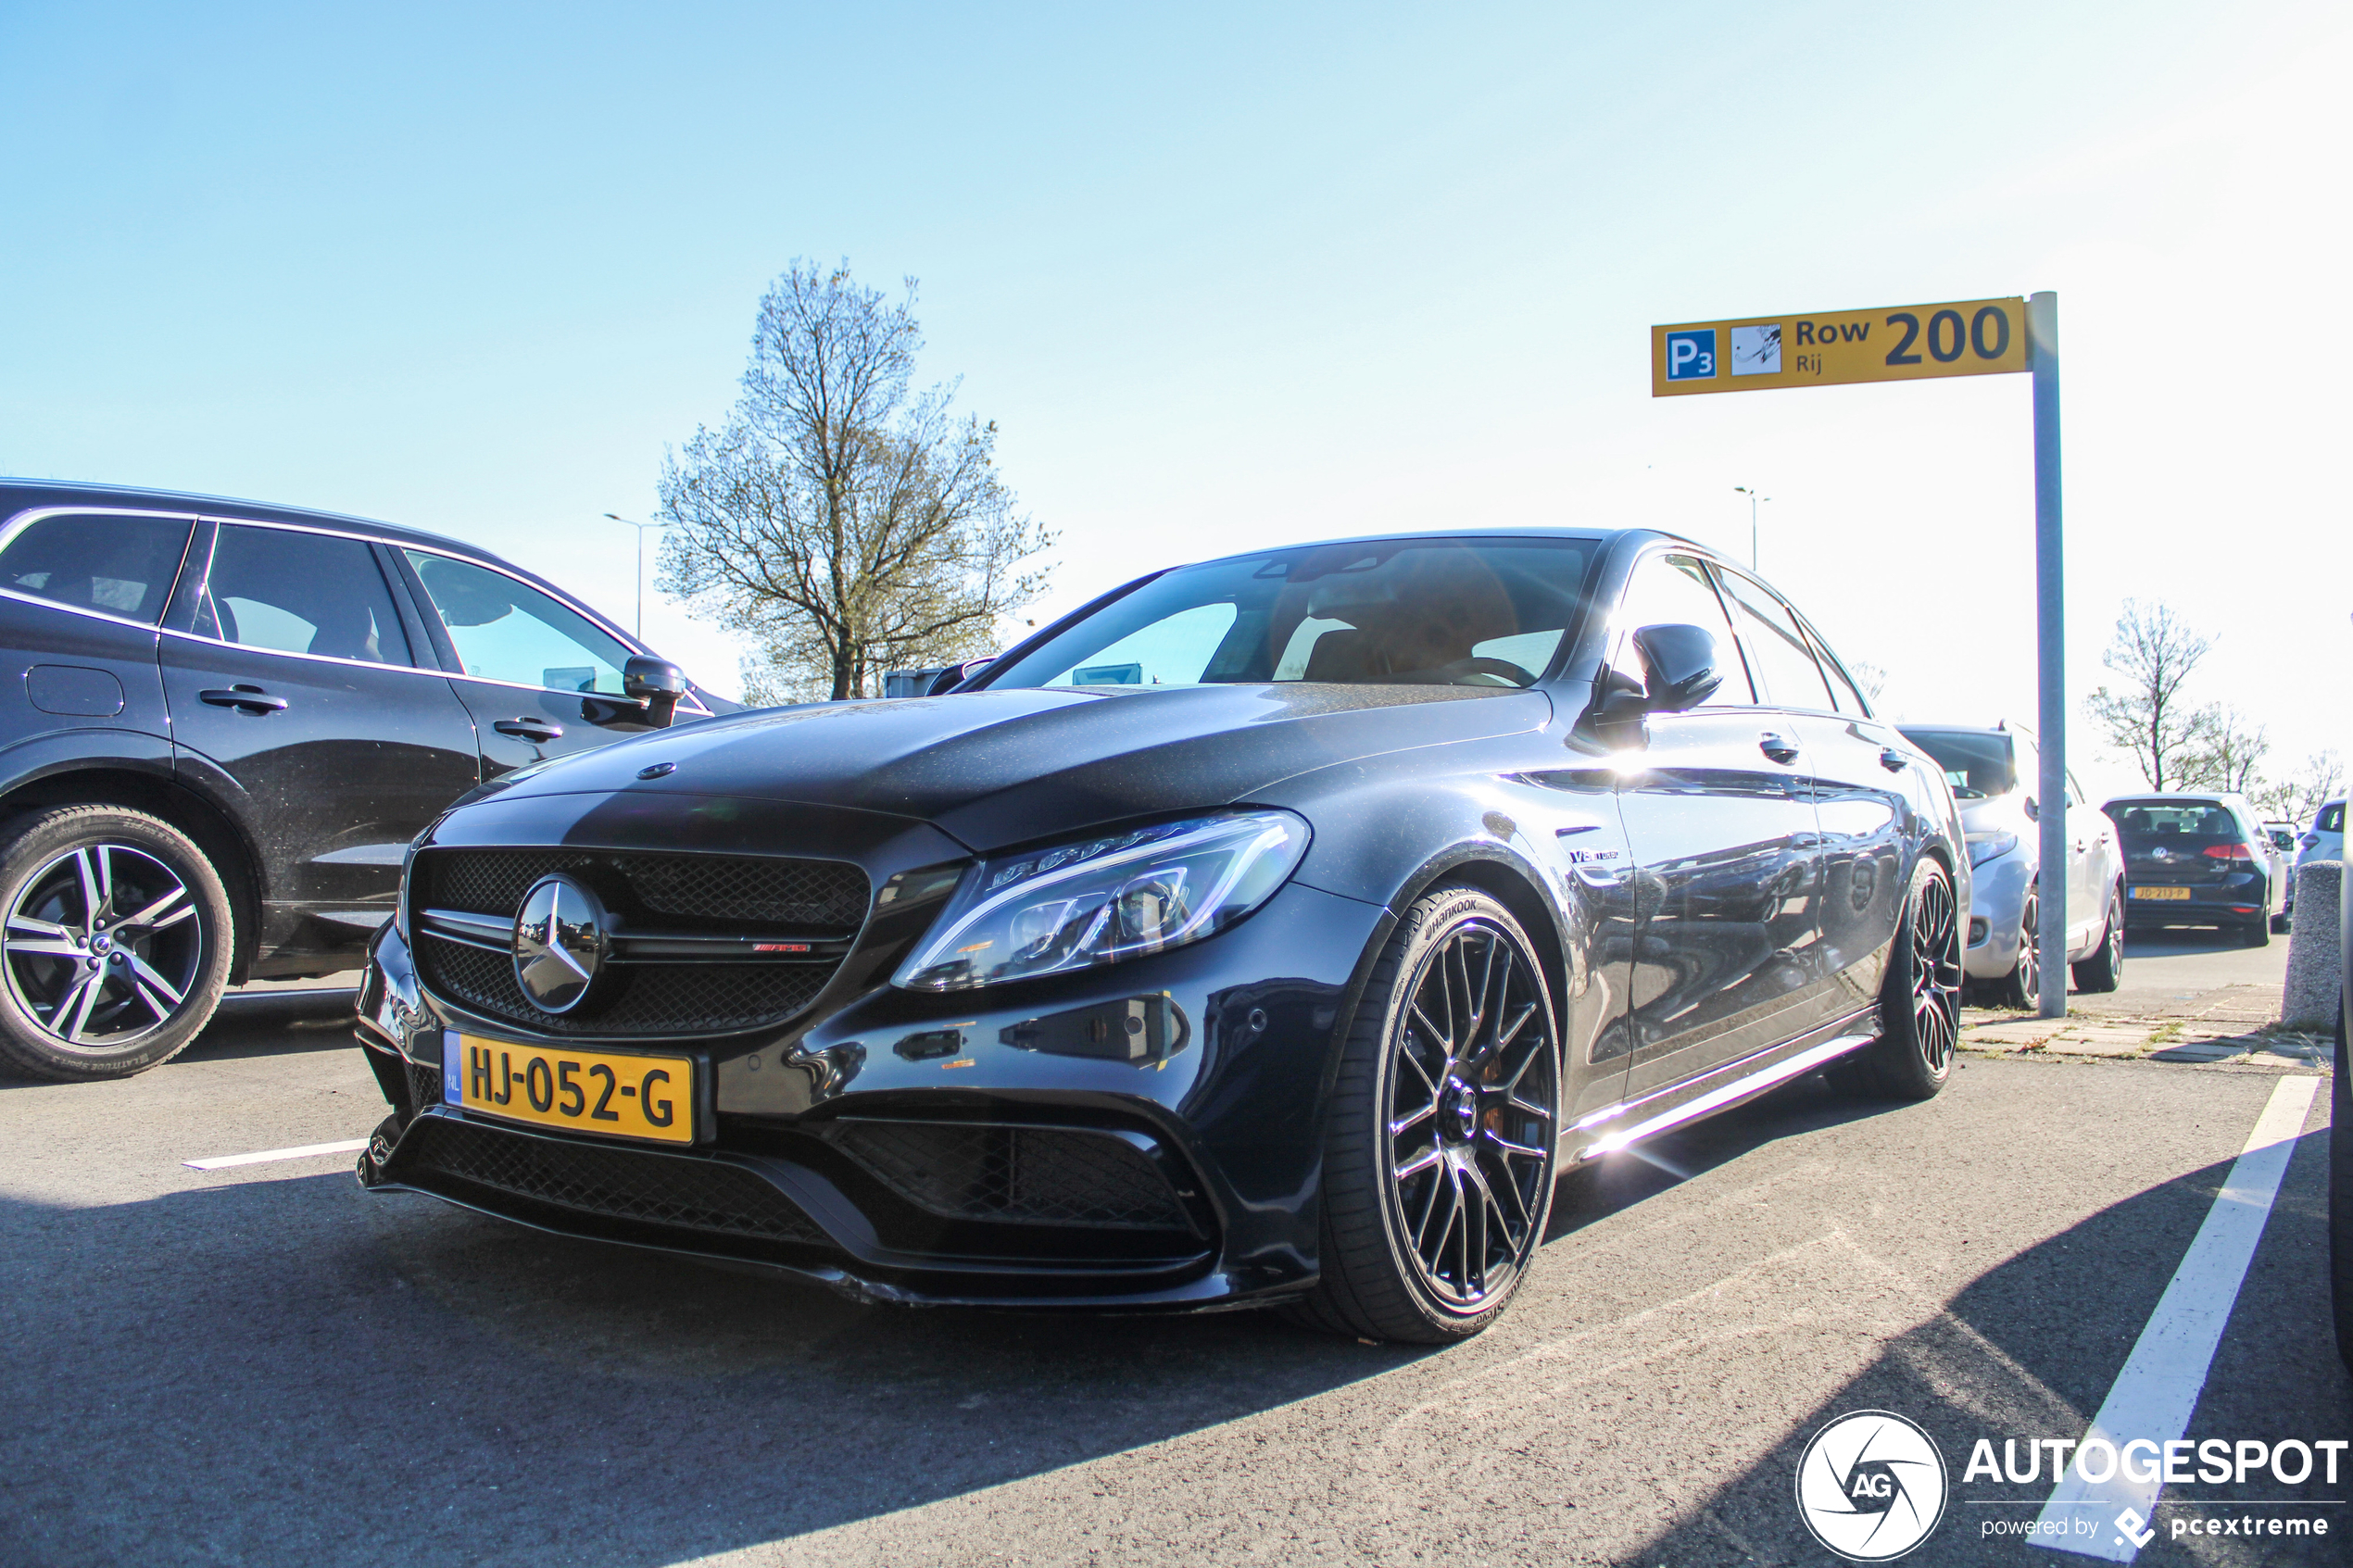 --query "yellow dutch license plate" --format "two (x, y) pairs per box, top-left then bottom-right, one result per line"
(2132, 885), (2192, 901)
(451, 1035), (694, 1144)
